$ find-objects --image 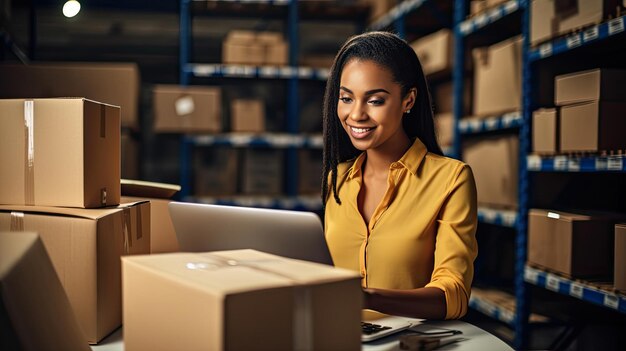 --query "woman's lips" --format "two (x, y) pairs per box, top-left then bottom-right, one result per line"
(349, 126), (375, 139)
